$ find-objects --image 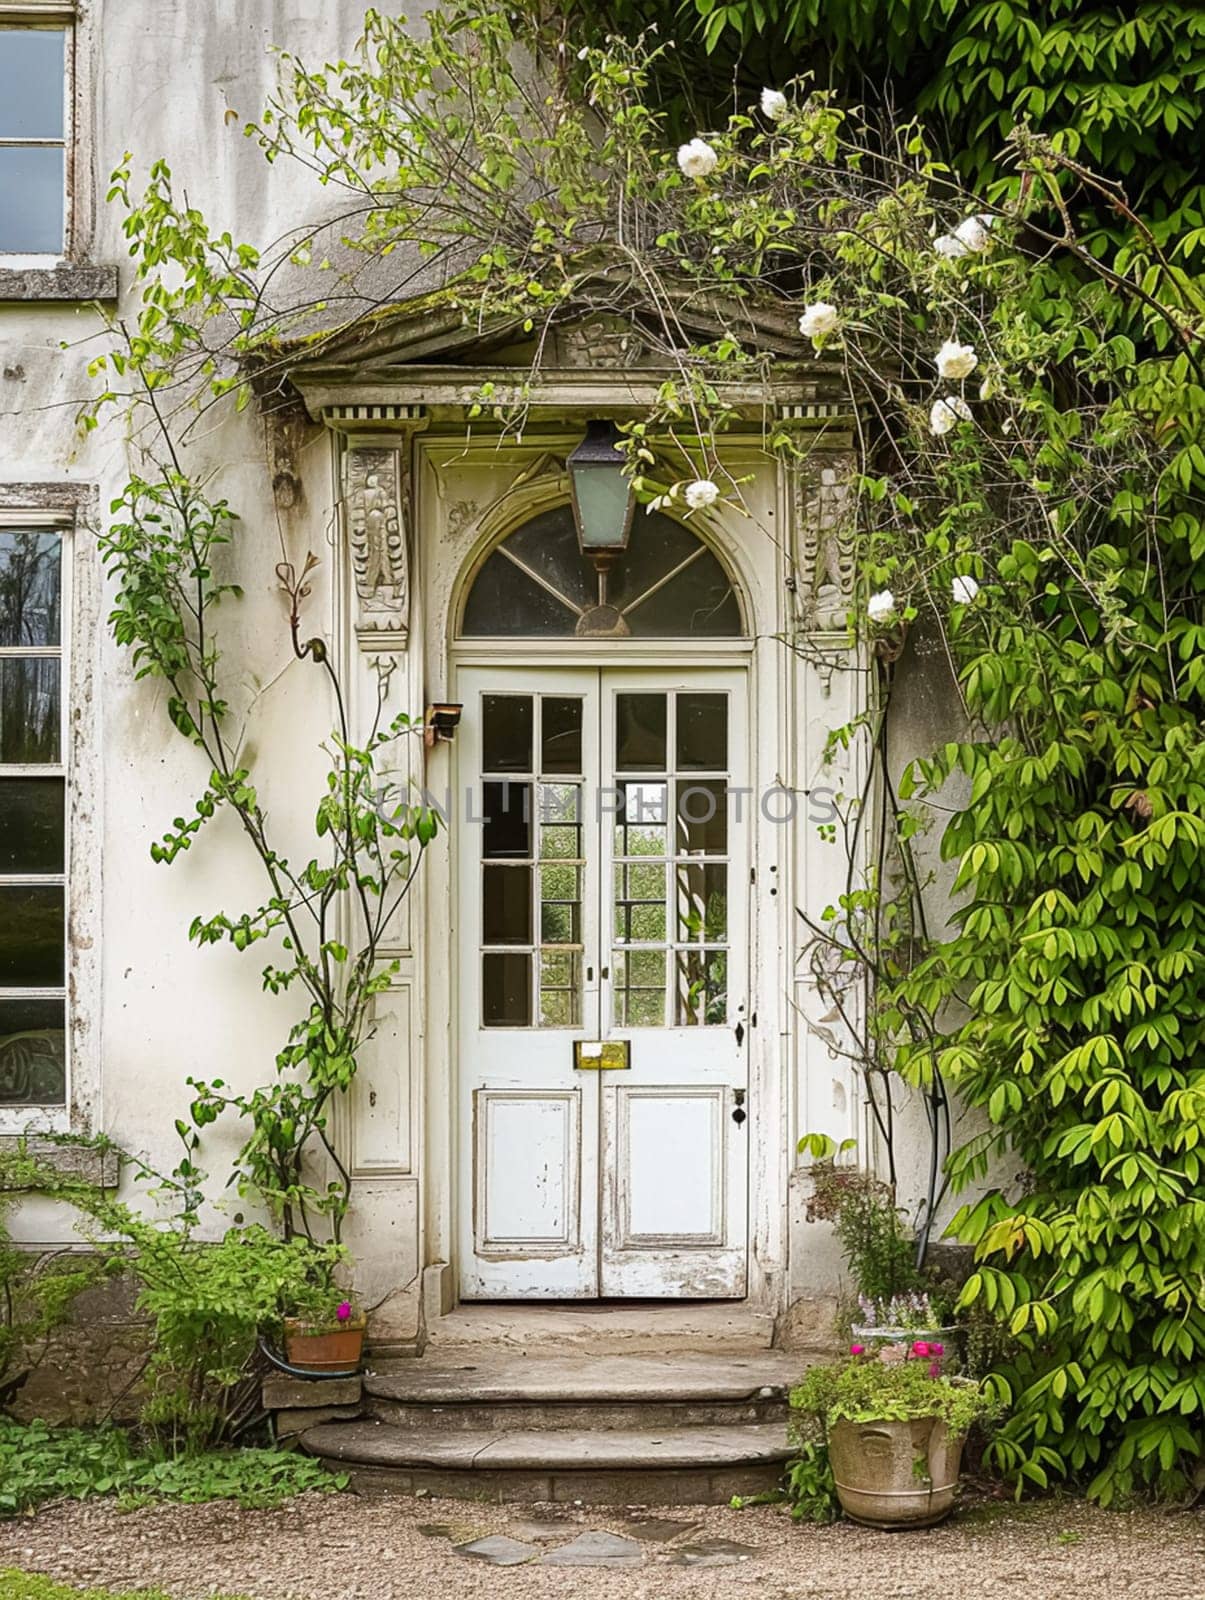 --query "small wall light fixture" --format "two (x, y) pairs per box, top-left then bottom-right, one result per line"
(424, 702), (463, 748)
